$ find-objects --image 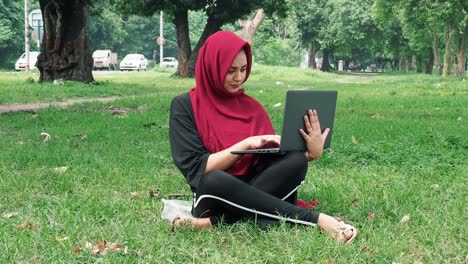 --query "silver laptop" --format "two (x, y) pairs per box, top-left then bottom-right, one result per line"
(231, 90), (338, 155)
